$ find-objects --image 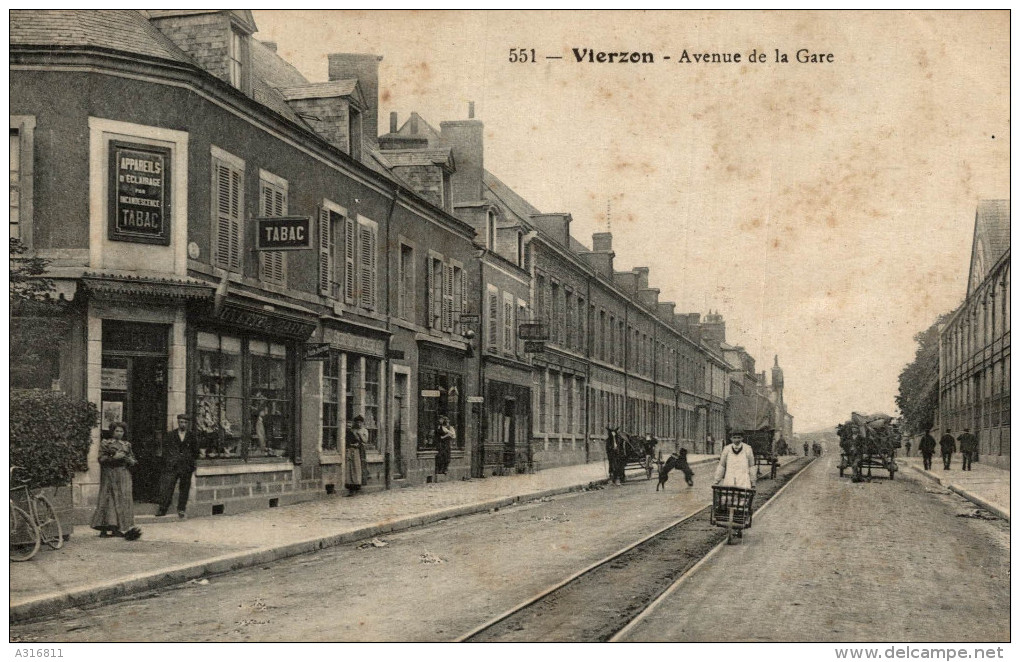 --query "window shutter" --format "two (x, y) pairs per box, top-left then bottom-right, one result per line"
(426, 258), (435, 328)
(318, 207), (332, 296)
(343, 217), (356, 303)
(259, 179), (287, 285)
(503, 295), (513, 352)
(459, 268), (468, 323)
(487, 290), (499, 351)
(442, 263), (454, 332)
(213, 161), (243, 271)
(358, 223), (376, 309)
